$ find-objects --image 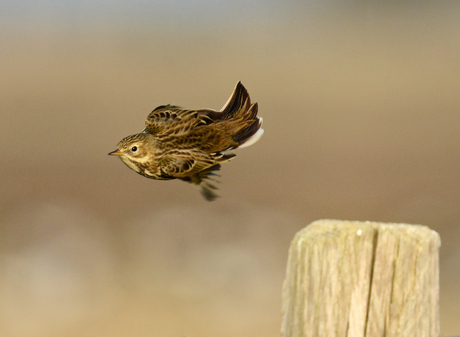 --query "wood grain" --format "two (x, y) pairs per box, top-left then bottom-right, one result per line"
(281, 220), (440, 337)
